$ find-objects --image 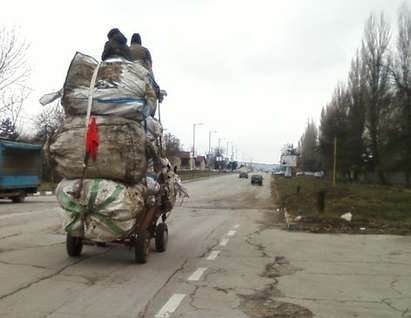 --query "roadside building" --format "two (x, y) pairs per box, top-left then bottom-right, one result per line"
(195, 156), (207, 170)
